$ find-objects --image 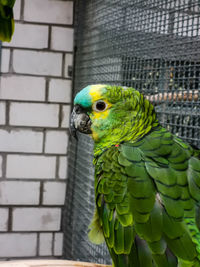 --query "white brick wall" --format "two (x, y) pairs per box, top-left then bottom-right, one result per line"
(13, 0), (21, 20)
(10, 103), (59, 127)
(0, 129), (43, 153)
(0, 157), (3, 177)
(49, 79), (72, 103)
(51, 27), (74, 51)
(0, 181), (40, 205)
(43, 182), (66, 205)
(0, 209), (9, 231)
(0, 102), (6, 125)
(0, 0), (73, 259)
(24, 0), (73, 25)
(3, 23), (49, 49)
(39, 233), (53, 256)
(54, 233), (64, 256)
(0, 76), (46, 101)
(45, 131), (68, 154)
(13, 50), (63, 76)
(1, 49), (10, 73)
(6, 155), (56, 179)
(59, 156), (68, 179)
(64, 54), (73, 78)
(0, 234), (37, 257)
(61, 105), (71, 128)
(13, 208), (61, 231)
